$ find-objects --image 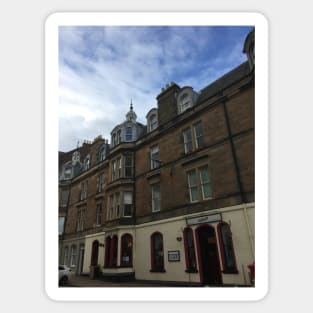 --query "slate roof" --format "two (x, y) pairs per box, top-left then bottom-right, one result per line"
(198, 61), (251, 104)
